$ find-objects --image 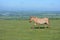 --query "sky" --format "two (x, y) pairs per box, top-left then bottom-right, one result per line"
(0, 0), (60, 11)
